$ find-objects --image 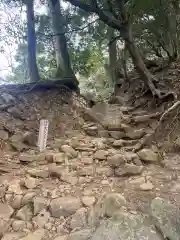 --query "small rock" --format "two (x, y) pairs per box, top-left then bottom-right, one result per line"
(102, 193), (126, 217)
(115, 164), (144, 176)
(78, 166), (94, 176)
(125, 128), (145, 139)
(140, 181), (154, 191)
(44, 222), (52, 230)
(1, 92), (15, 103)
(53, 153), (67, 164)
(94, 150), (108, 160)
(107, 154), (126, 168)
(95, 167), (113, 177)
(10, 195), (23, 209)
(8, 107), (22, 119)
(33, 197), (49, 215)
(34, 153), (46, 163)
(129, 177), (145, 185)
(23, 177), (37, 189)
(12, 220), (26, 231)
(108, 131), (125, 139)
(124, 152), (140, 163)
(0, 203), (14, 219)
(98, 130), (109, 138)
(48, 164), (64, 178)
(70, 208), (87, 230)
(0, 130), (8, 140)
(81, 157), (93, 165)
(19, 154), (34, 163)
(113, 140), (124, 147)
(68, 229), (92, 240)
(50, 197), (82, 218)
(0, 219), (12, 238)
(22, 192), (36, 205)
(27, 168), (49, 178)
(11, 142), (28, 151)
(5, 194), (12, 204)
(61, 172), (78, 185)
(7, 180), (22, 195)
(82, 196), (96, 207)
(2, 232), (26, 240)
(84, 126), (98, 136)
(33, 209), (50, 228)
(0, 186), (6, 199)
(16, 205), (33, 221)
(23, 132), (37, 146)
(53, 236), (68, 240)
(10, 133), (23, 142)
(61, 145), (77, 158)
(18, 229), (46, 240)
(138, 148), (159, 162)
